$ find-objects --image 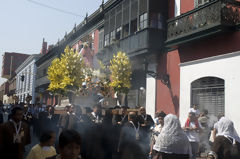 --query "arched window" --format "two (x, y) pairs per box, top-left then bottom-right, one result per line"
(191, 77), (224, 116)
